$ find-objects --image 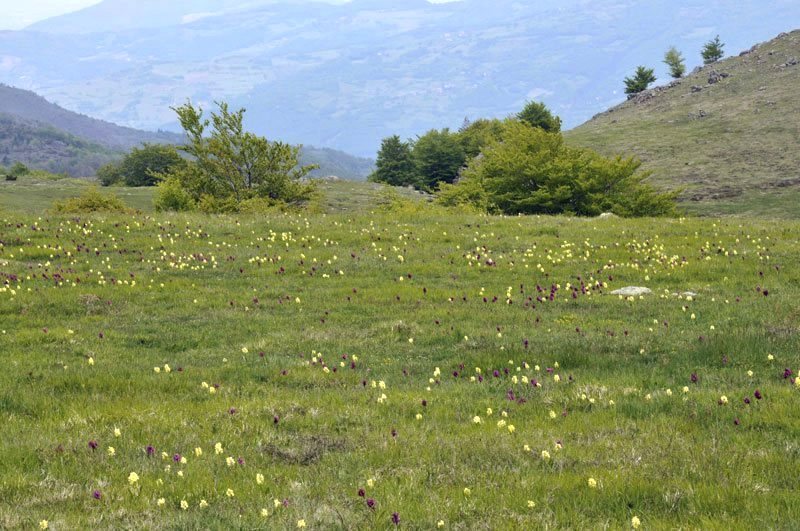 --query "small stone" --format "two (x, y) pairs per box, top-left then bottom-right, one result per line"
(707, 71), (726, 84)
(611, 287), (652, 297)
